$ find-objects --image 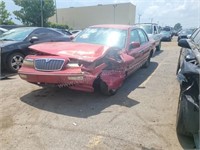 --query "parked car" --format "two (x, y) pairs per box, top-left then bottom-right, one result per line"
(19, 24), (155, 95)
(0, 27), (8, 35)
(135, 23), (162, 51)
(0, 27), (71, 73)
(177, 29), (195, 41)
(160, 30), (172, 41)
(53, 28), (72, 36)
(70, 30), (82, 37)
(176, 27), (200, 149)
(162, 26), (173, 37)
